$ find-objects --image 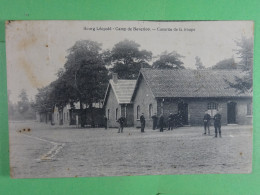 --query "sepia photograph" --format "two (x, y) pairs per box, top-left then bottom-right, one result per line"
(5, 20), (253, 178)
